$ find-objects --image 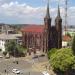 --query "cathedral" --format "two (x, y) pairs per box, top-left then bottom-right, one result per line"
(21, 1), (62, 54)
